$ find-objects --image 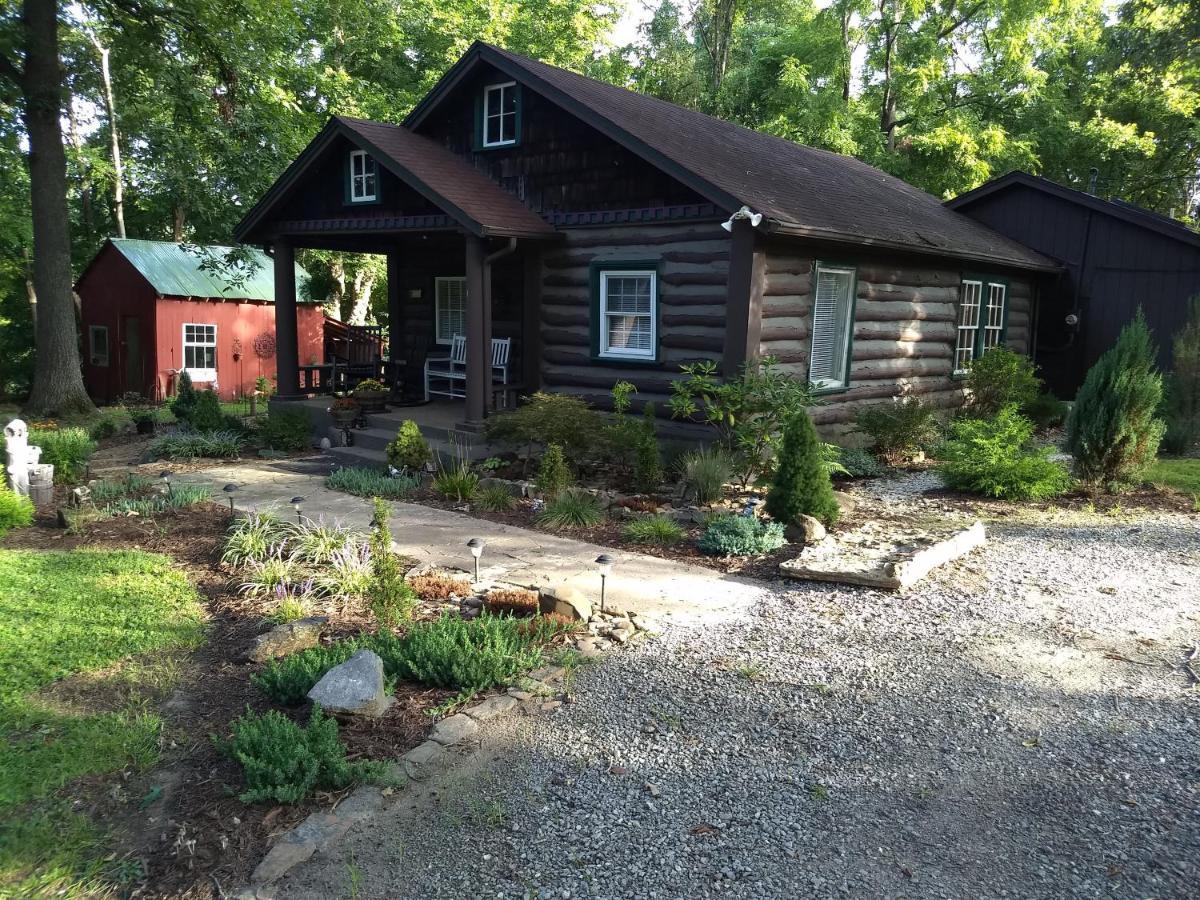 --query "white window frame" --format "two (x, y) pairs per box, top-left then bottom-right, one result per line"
(598, 269), (657, 361)
(434, 277), (466, 346)
(955, 278), (1007, 374)
(807, 264), (856, 390)
(349, 149), (377, 202)
(482, 81), (518, 148)
(982, 282), (1007, 353)
(88, 325), (109, 367)
(182, 322), (217, 382)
